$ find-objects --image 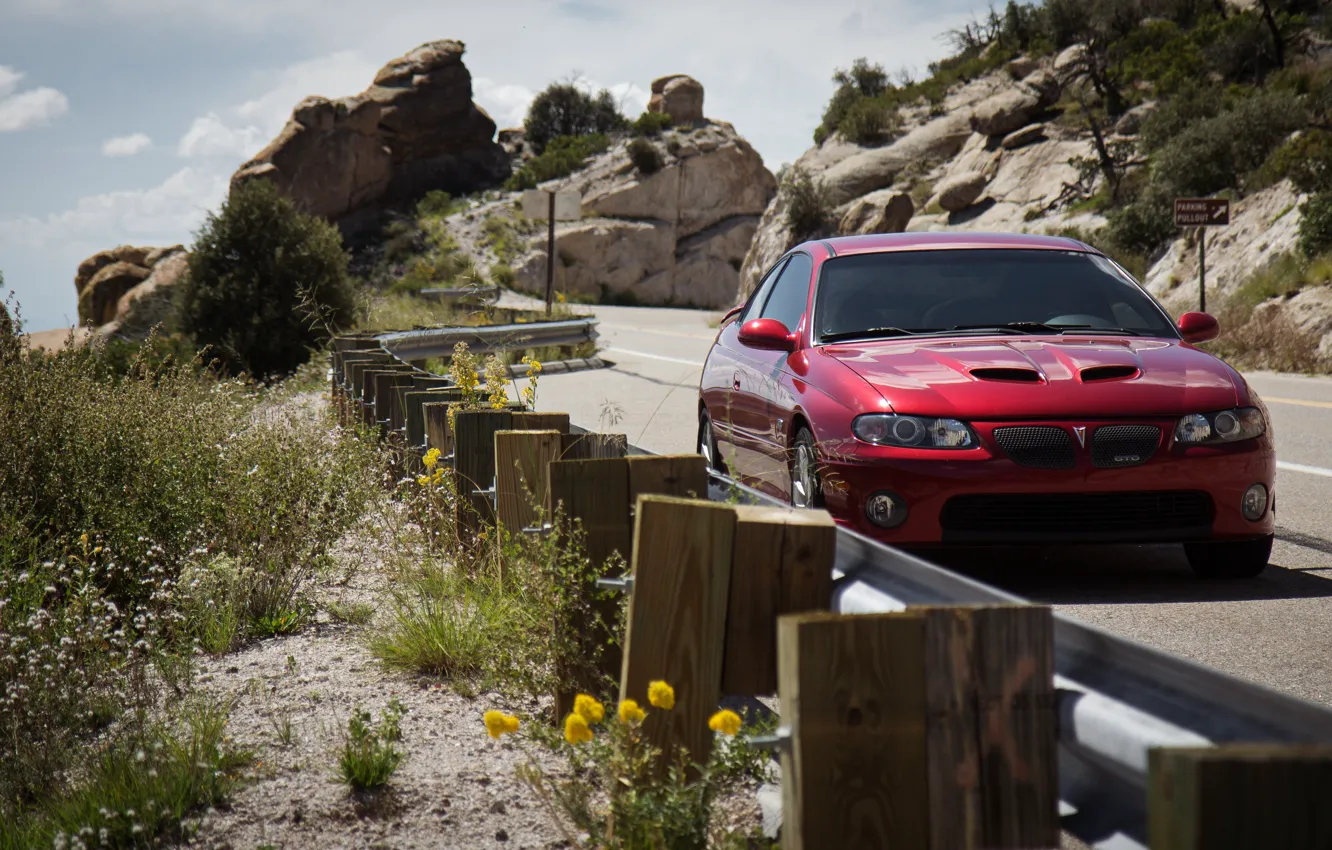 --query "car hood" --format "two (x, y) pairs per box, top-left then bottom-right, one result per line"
(821, 336), (1240, 419)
